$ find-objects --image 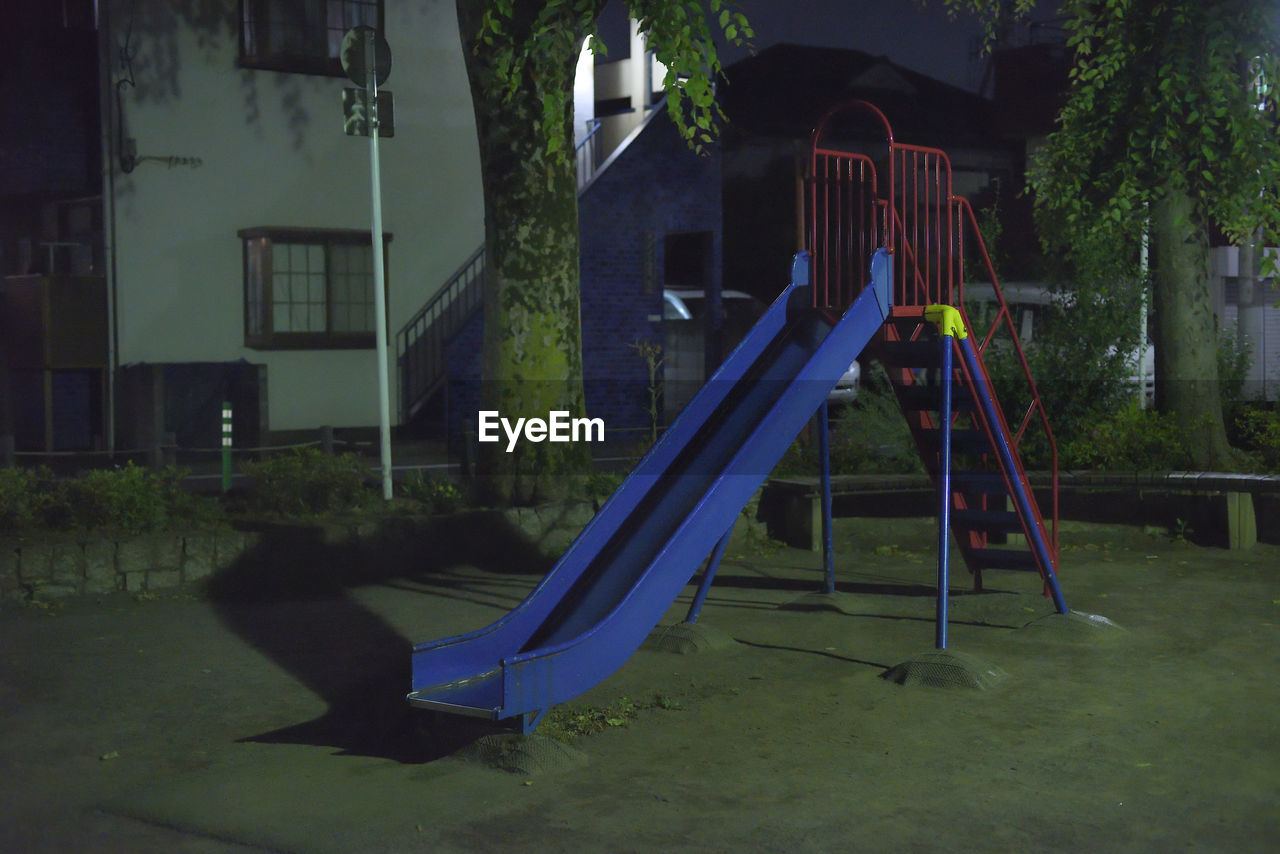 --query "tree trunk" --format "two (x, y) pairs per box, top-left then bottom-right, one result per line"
(456, 0), (593, 505)
(1149, 182), (1234, 469)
